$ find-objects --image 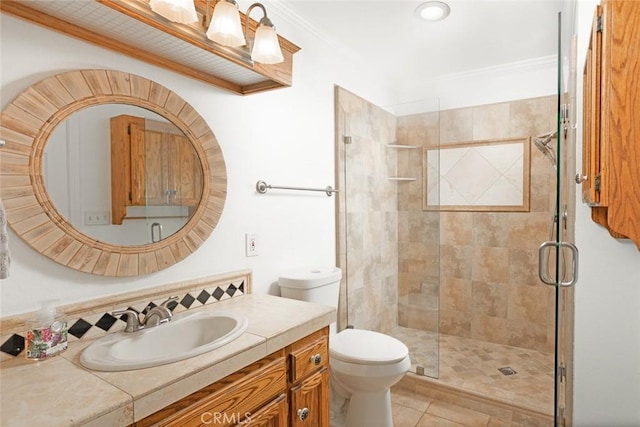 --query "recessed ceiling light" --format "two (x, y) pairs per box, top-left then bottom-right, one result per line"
(415, 1), (451, 21)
